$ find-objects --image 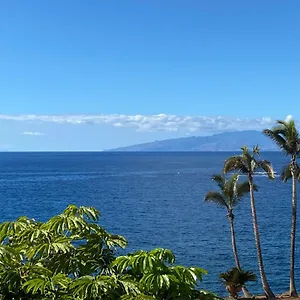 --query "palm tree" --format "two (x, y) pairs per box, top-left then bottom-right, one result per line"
(223, 146), (275, 298)
(219, 267), (257, 299)
(205, 174), (253, 270)
(263, 118), (300, 296)
(205, 174), (254, 298)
